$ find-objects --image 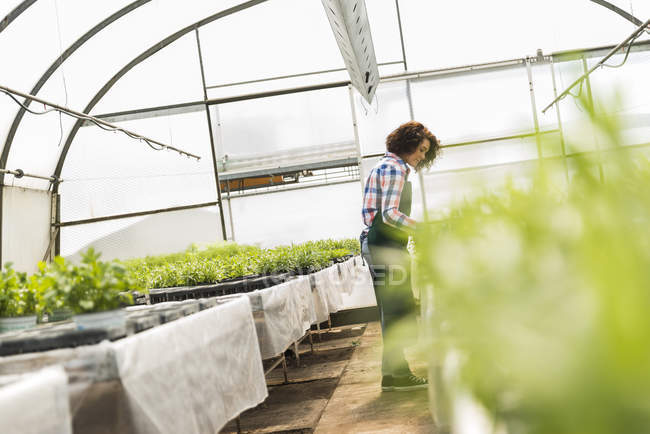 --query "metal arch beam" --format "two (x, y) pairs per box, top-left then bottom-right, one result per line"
(1, 0), (151, 173)
(52, 0), (268, 189)
(588, 0), (646, 28)
(0, 1), (150, 268)
(0, 0), (38, 34)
